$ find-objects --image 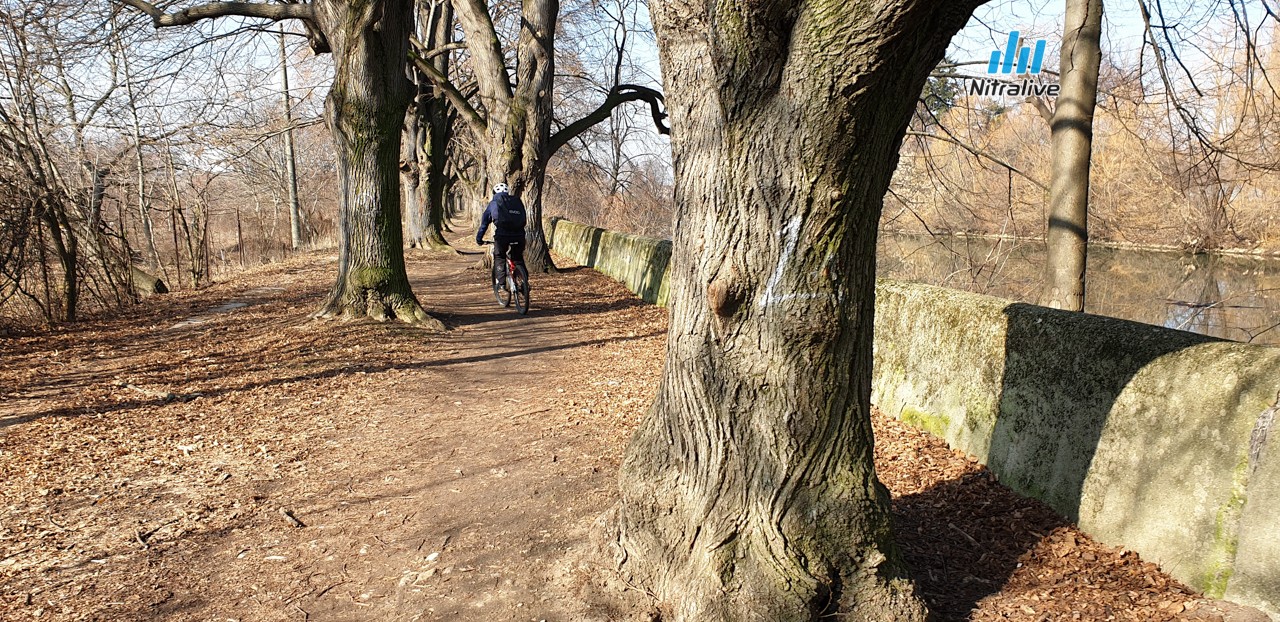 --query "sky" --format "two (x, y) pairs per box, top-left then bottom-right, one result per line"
(952, 0), (1275, 80)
